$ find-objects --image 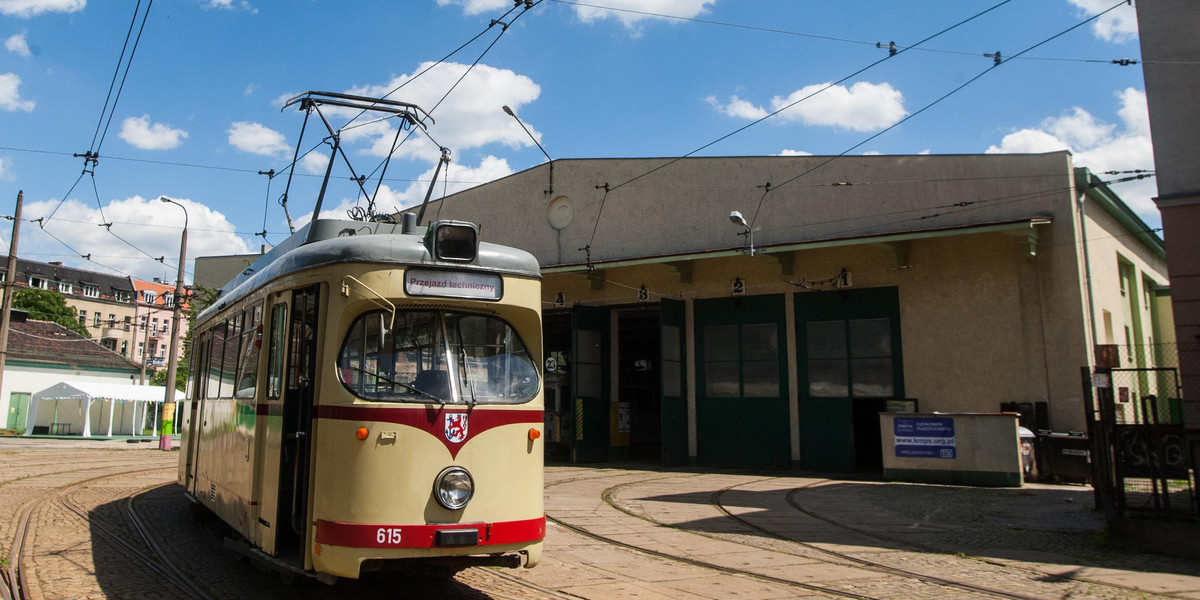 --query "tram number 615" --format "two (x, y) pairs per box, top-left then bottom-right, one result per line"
(377, 527), (403, 545)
